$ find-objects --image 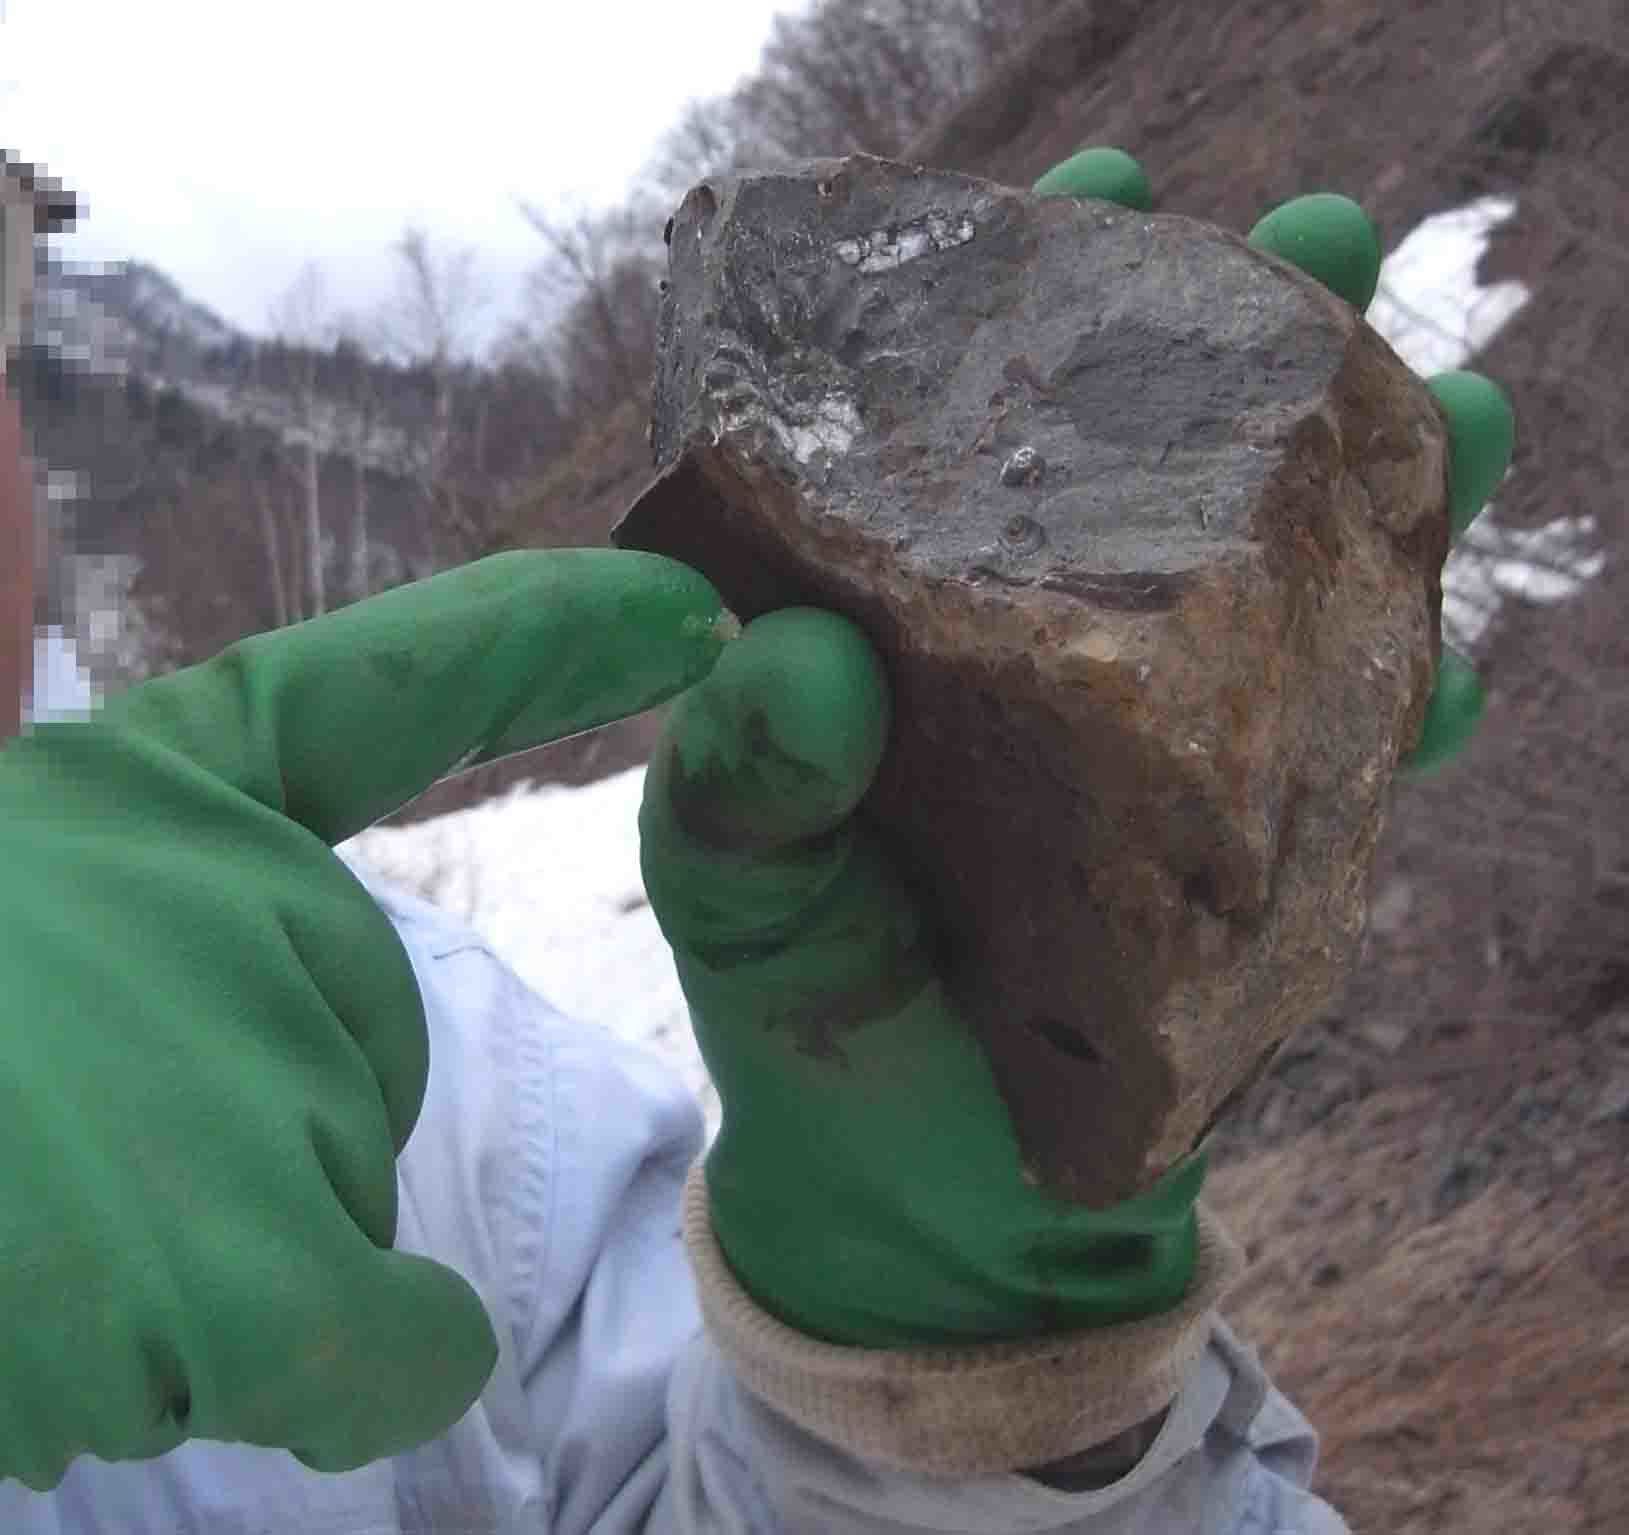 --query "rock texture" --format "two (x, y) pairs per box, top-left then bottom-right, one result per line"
(613, 155), (1451, 1208)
